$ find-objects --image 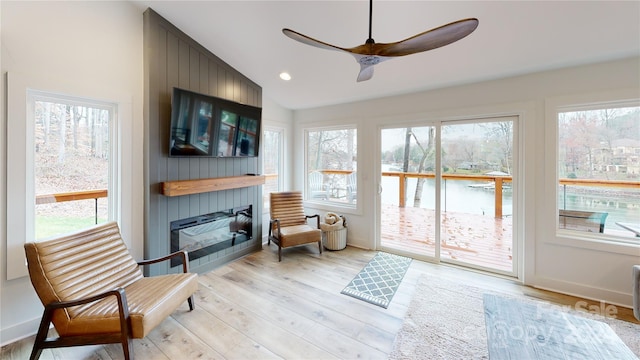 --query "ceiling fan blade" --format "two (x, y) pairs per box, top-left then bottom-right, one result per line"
(282, 28), (350, 53)
(373, 18), (479, 57)
(357, 64), (375, 82)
